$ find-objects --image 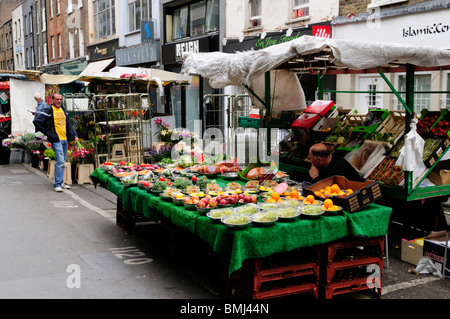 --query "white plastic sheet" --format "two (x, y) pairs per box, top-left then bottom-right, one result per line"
(395, 119), (426, 180)
(181, 35), (450, 88)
